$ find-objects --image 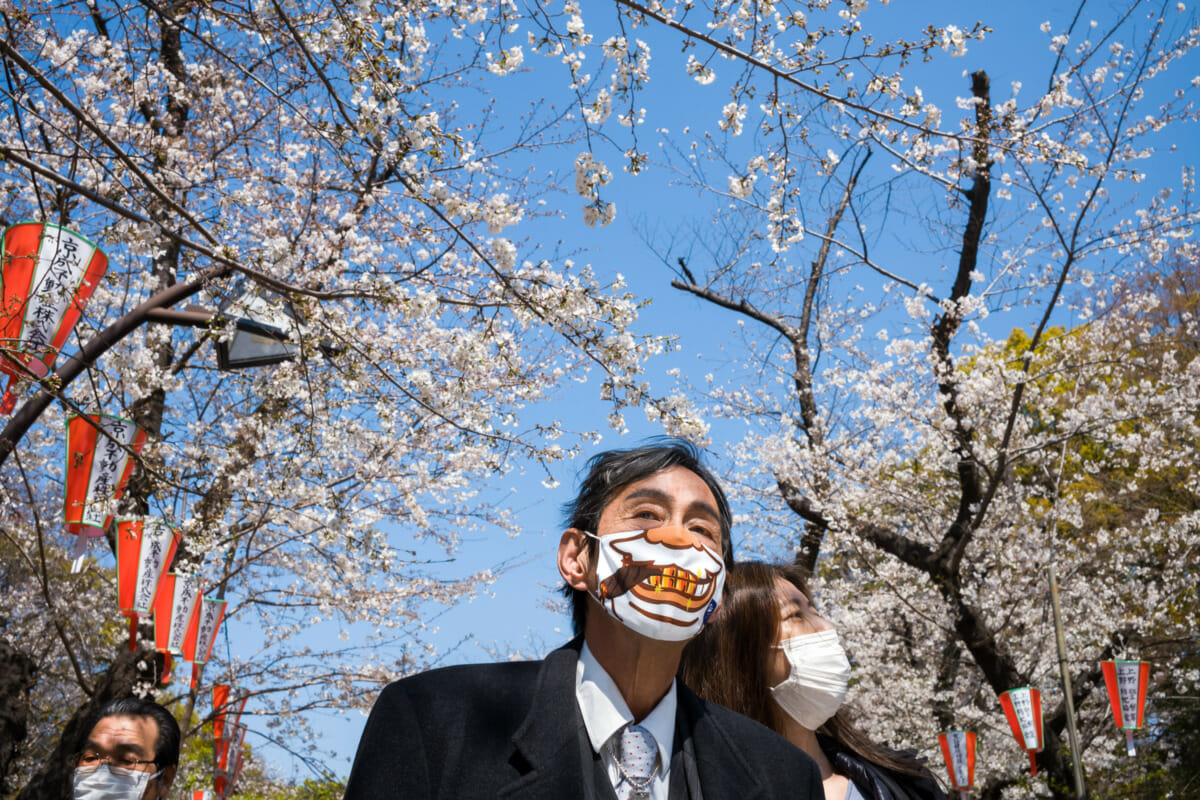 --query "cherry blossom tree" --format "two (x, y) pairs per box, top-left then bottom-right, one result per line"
(3, 0), (1197, 797)
(0, 0), (702, 794)
(563, 0), (1199, 797)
